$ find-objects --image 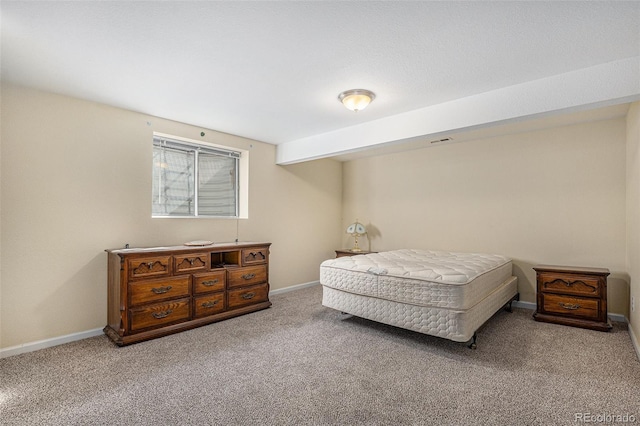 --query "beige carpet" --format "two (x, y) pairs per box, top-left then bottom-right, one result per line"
(1, 284), (639, 425)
